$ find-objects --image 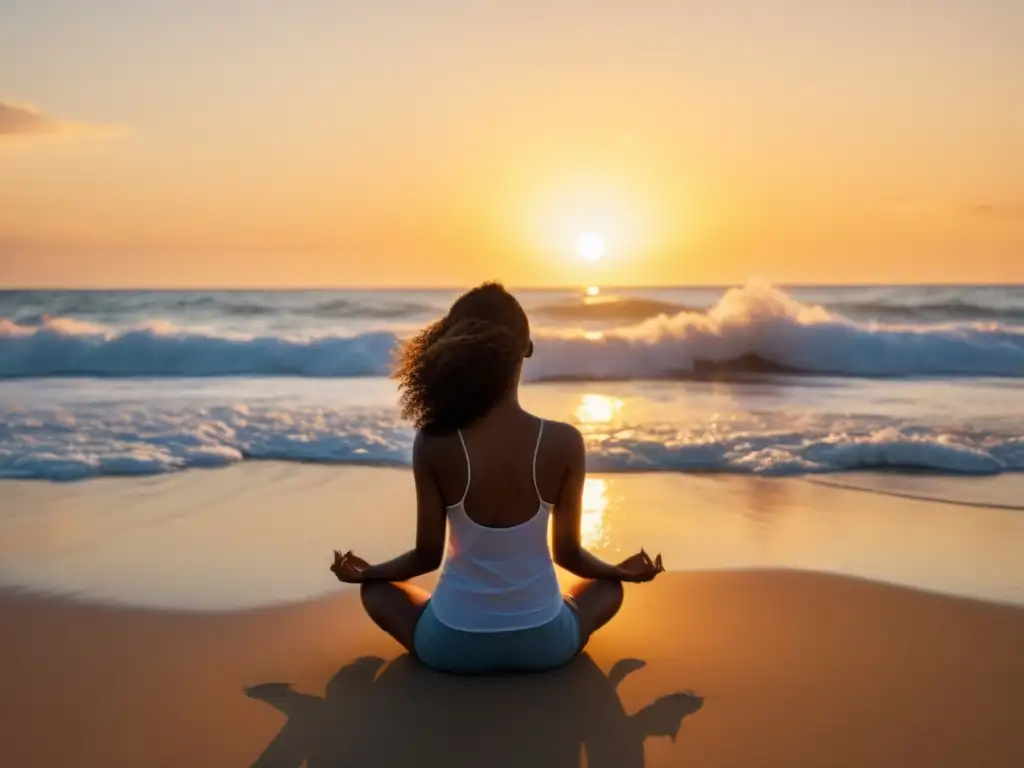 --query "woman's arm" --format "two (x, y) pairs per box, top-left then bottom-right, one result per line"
(338, 432), (447, 583)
